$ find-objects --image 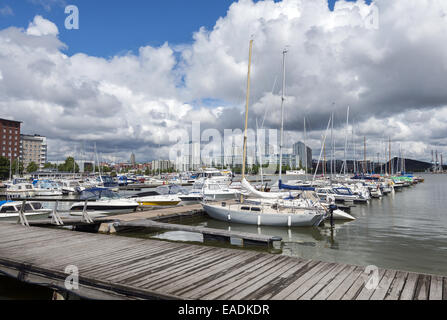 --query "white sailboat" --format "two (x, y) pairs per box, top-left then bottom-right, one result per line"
(202, 44), (327, 227)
